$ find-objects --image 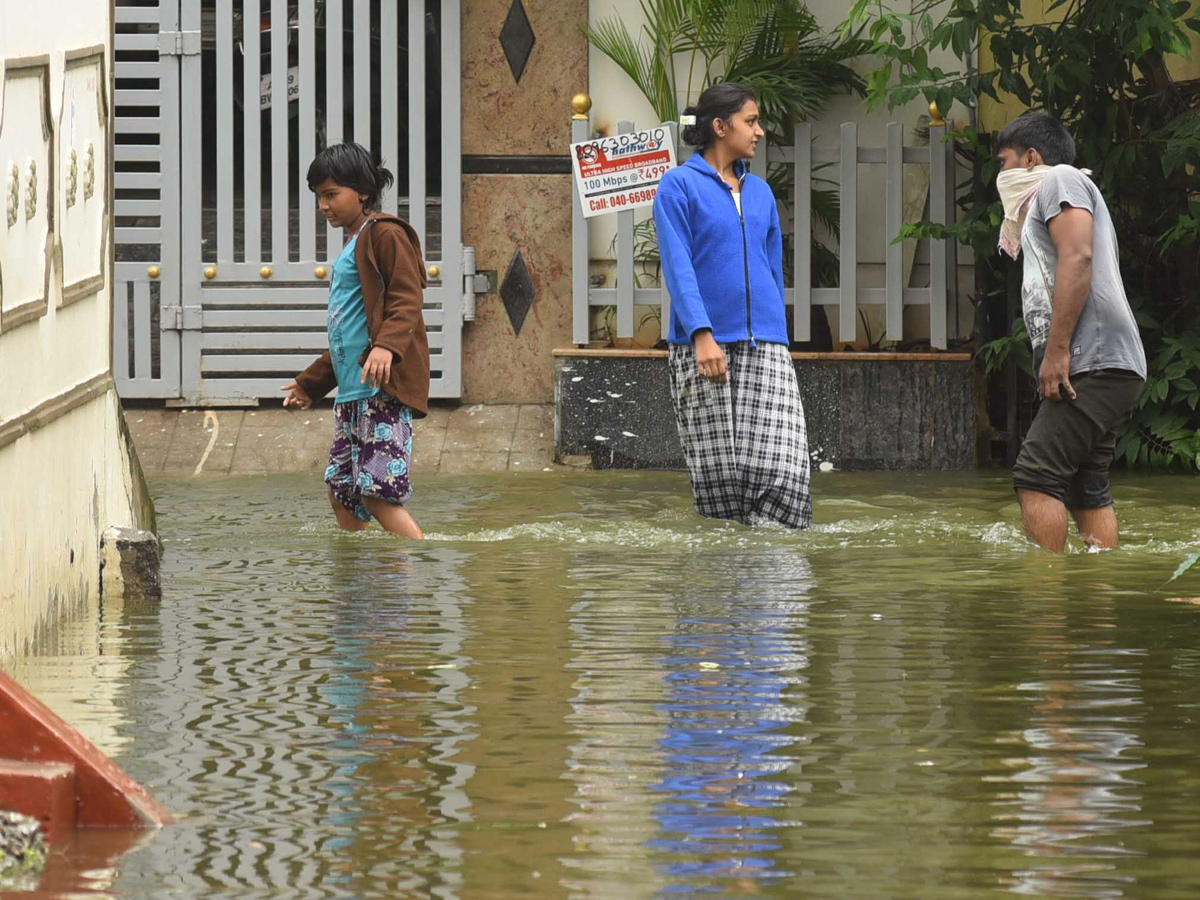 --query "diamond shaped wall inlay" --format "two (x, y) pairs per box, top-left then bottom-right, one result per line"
(500, 249), (536, 336)
(499, 0), (536, 84)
